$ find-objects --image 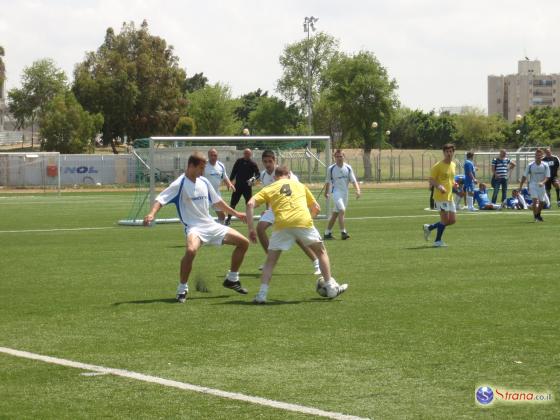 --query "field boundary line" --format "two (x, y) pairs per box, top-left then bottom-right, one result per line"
(0, 346), (369, 420)
(0, 227), (116, 234)
(346, 211), (560, 221)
